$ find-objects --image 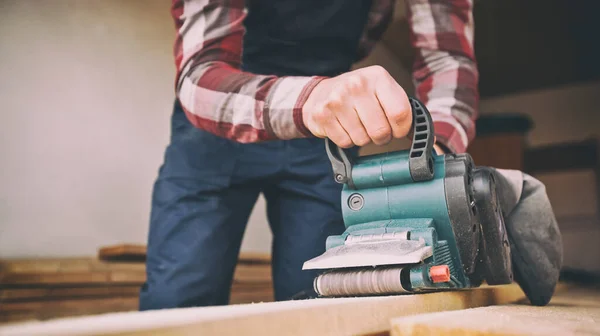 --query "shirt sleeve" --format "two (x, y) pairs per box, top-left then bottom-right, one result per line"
(405, 0), (479, 153)
(171, 0), (323, 143)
